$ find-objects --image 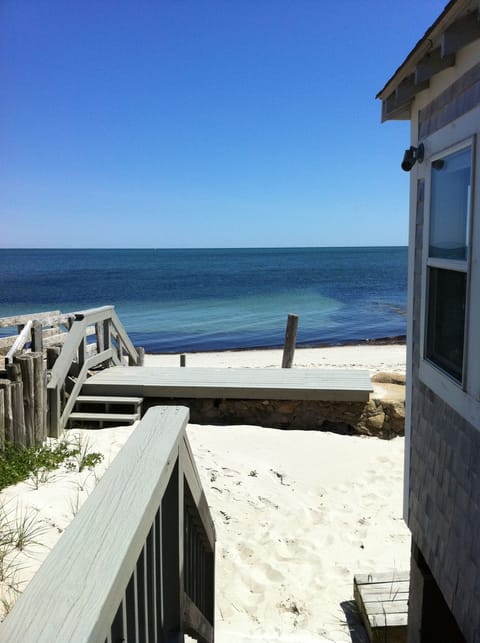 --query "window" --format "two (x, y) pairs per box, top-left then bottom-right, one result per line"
(425, 146), (472, 384)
